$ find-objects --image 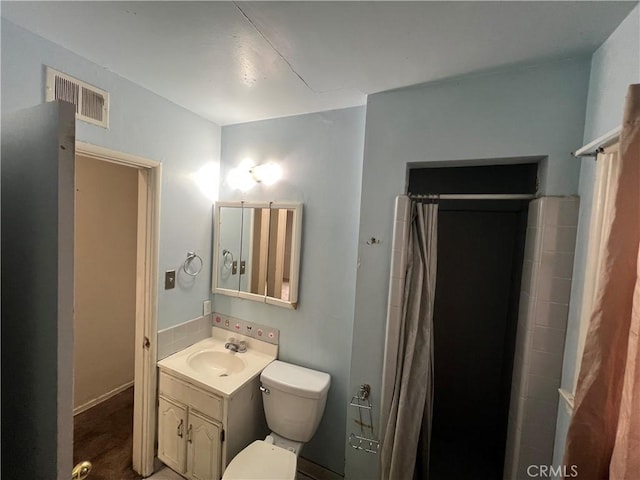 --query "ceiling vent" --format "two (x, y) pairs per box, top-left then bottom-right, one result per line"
(45, 67), (109, 128)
